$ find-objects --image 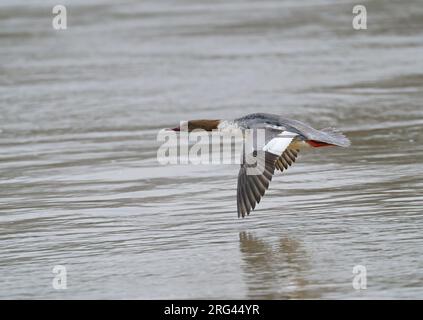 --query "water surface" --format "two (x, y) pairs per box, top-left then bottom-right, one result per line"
(0, 0), (423, 299)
